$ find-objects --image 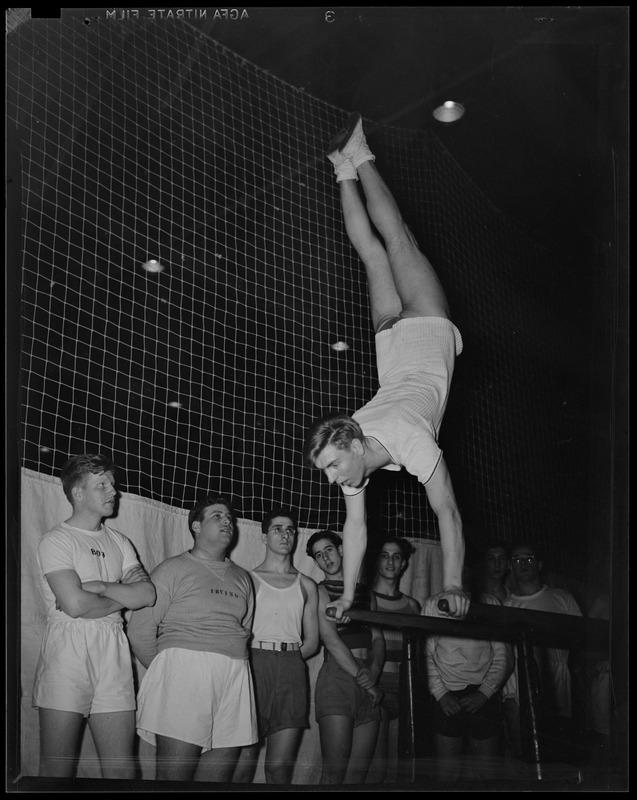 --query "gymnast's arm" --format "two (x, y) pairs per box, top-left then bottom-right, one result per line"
(325, 489), (367, 621)
(424, 458), (469, 617)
